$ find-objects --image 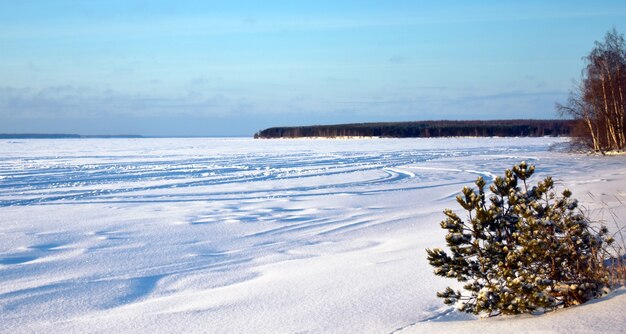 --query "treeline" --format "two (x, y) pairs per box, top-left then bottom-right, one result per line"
(254, 119), (575, 139)
(557, 28), (626, 152)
